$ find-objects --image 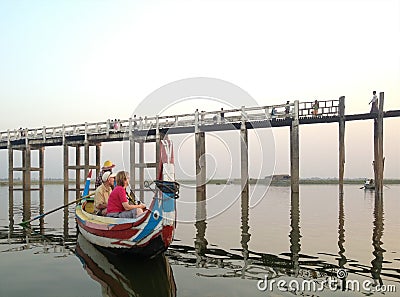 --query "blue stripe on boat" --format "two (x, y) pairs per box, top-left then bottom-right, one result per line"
(133, 199), (163, 242)
(162, 192), (175, 212)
